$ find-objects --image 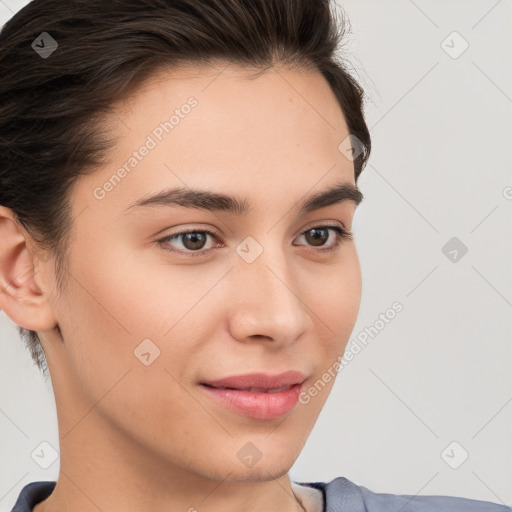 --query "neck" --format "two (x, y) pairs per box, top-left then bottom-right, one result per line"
(33, 406), (317, 512)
